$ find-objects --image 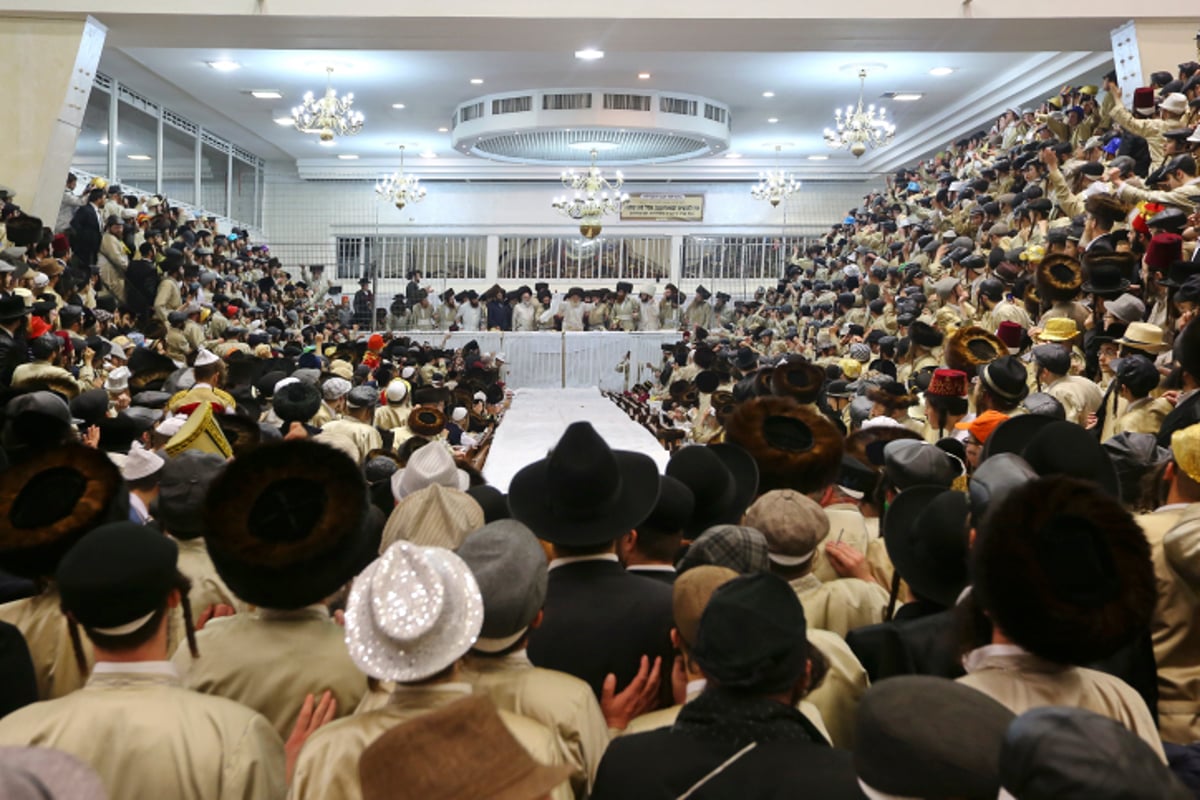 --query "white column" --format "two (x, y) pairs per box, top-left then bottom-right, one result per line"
(669, 234), (684, 285)
(485, 234), (500, 283)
